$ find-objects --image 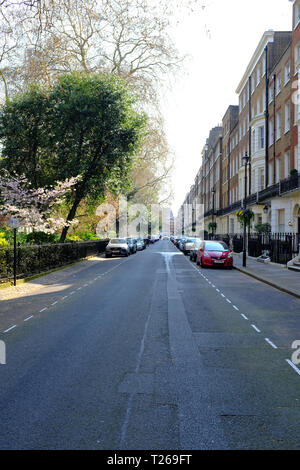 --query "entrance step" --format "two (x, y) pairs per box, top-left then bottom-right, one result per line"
(288, 264), (300, 272)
